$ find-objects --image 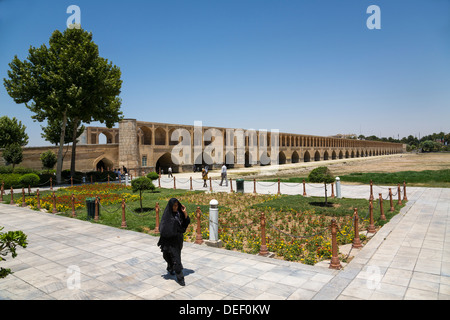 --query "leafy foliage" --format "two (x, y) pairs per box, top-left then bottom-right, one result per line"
(2, 143), (23, 169)
(131, 177), (156, 212)
(0, 227), (28, 279)
(0, 116), (29, 148)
